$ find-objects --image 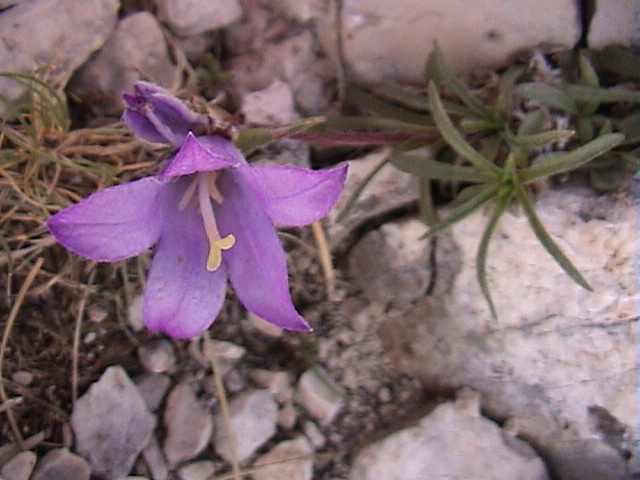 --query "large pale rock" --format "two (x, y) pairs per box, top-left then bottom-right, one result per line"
(588, 0), (640, 49)
(349, 218), (430, 305)
(31, 449), (90, 480)
(297, 367), (343, 425)
(163, 383), (214, 465)
(157, 0), (243, 36)
(252, 437), (313, 480)
(240, 79), (299, 126)
(1, 451), (36, 480)
(327, 149), (418, 251)
(72, 366), (156, 479)
(350, 390), (549, 480)
(381, 186), (638, 479)
(213, 389), (278, 463)
(319, 0), (580, 85)
(0, 0), (118, 114)
(69, 12), (177, 115)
